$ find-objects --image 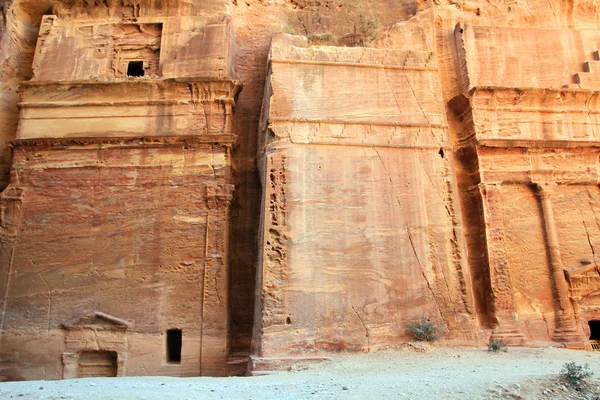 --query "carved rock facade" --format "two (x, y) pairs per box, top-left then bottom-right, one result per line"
(1, 0), (600, 380)
(0, 5), (239, 380)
